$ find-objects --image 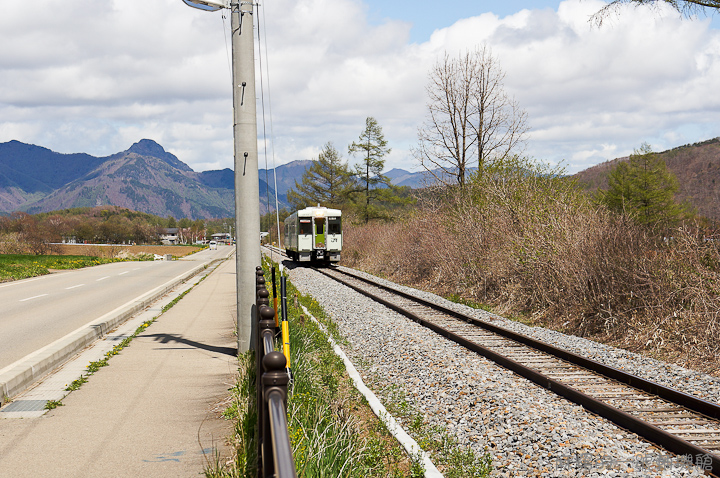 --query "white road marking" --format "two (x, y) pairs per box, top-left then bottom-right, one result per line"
(96, 276), (110, 282)
(19, 294), (48, 302)
(119, 271), (129, 275)
(65, 284), (85, 290)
